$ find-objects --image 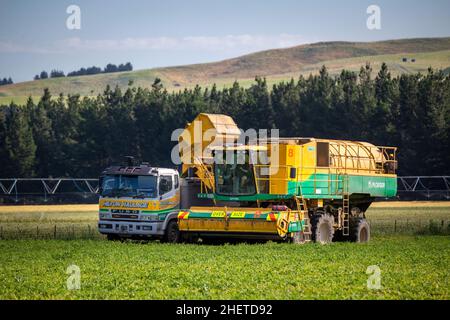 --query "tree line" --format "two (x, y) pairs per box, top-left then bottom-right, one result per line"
(0, 63), (448, 178)
(33, 62), (133, 80)
(0, 77), (13, 86)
